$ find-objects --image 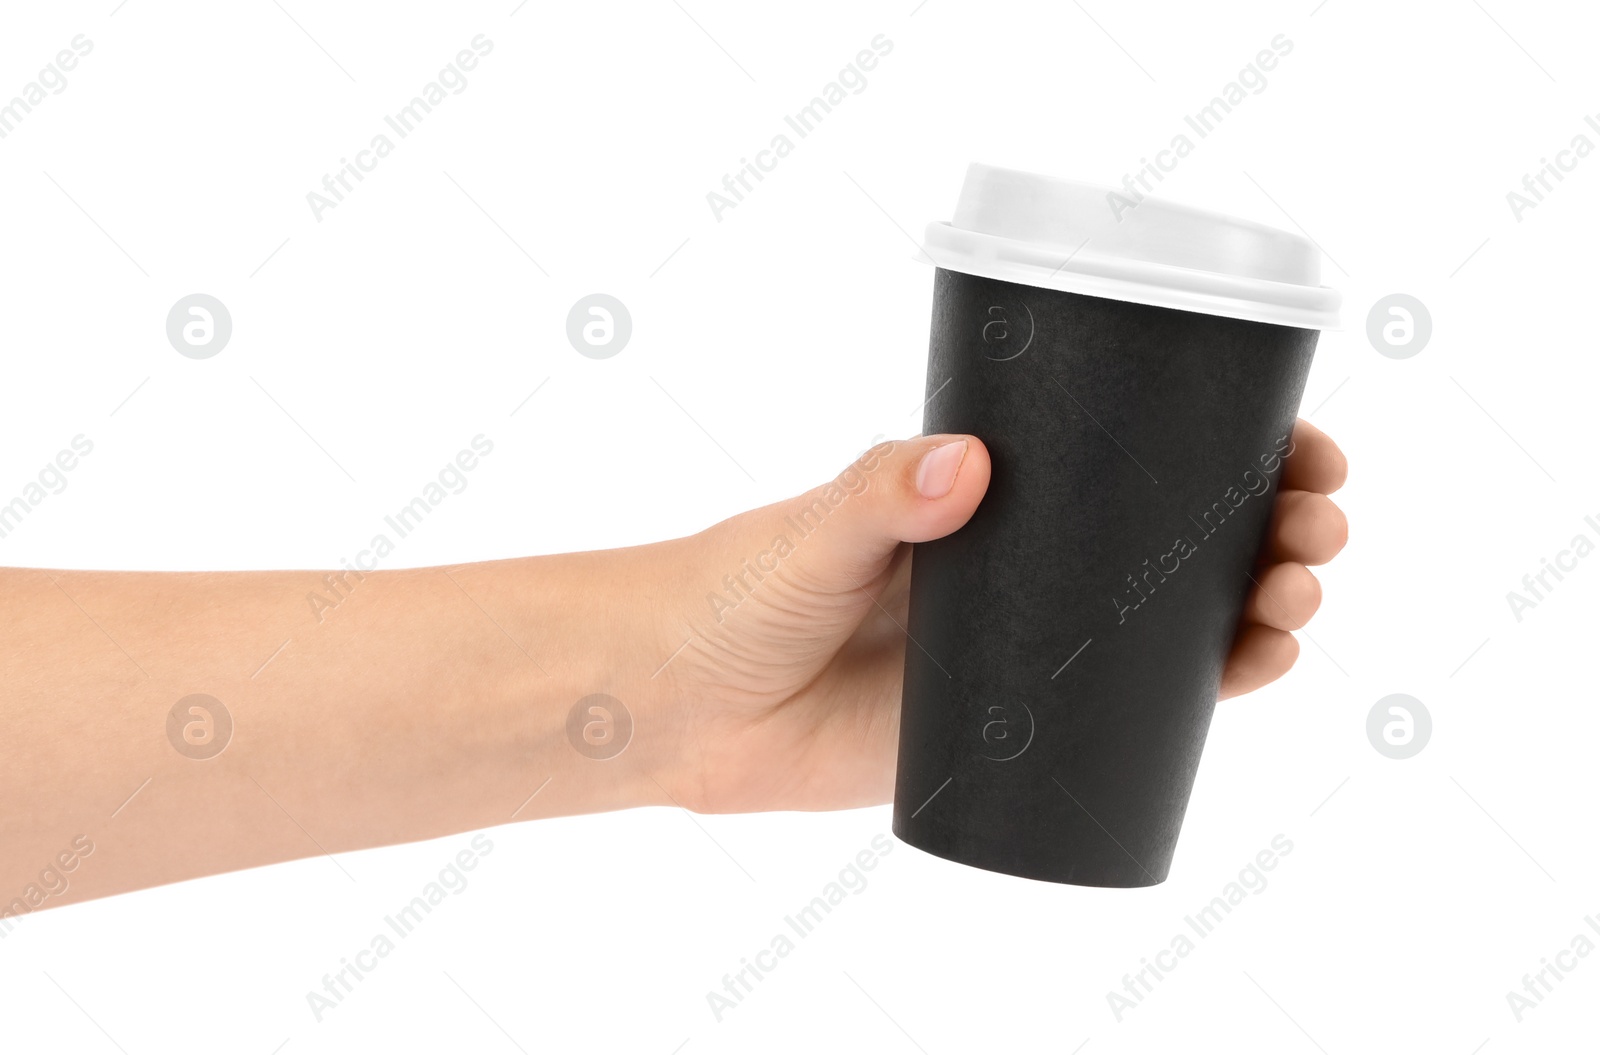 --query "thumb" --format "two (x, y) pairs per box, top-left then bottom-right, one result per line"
(685, 434), (990, 687)
(756, 434), (991, 597)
